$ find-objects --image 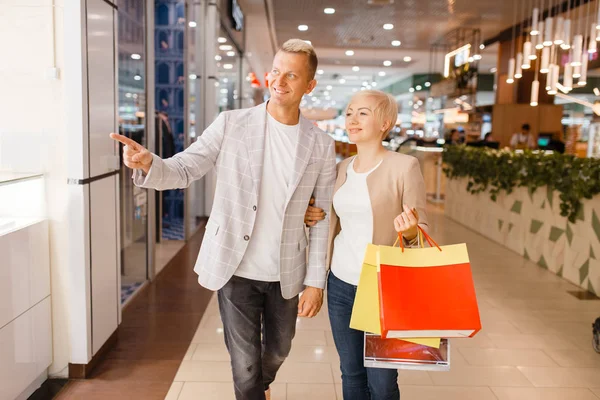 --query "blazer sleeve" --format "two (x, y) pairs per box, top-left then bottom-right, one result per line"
(304, 139), (337, 289)
(403, 157), (430, 247)
(133, 112), (226, 190)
